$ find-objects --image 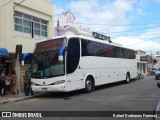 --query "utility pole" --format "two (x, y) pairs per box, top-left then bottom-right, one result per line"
(151, 51), (153, 68)
(15, 54), (20, 98)
(15, 45), (22, 97)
